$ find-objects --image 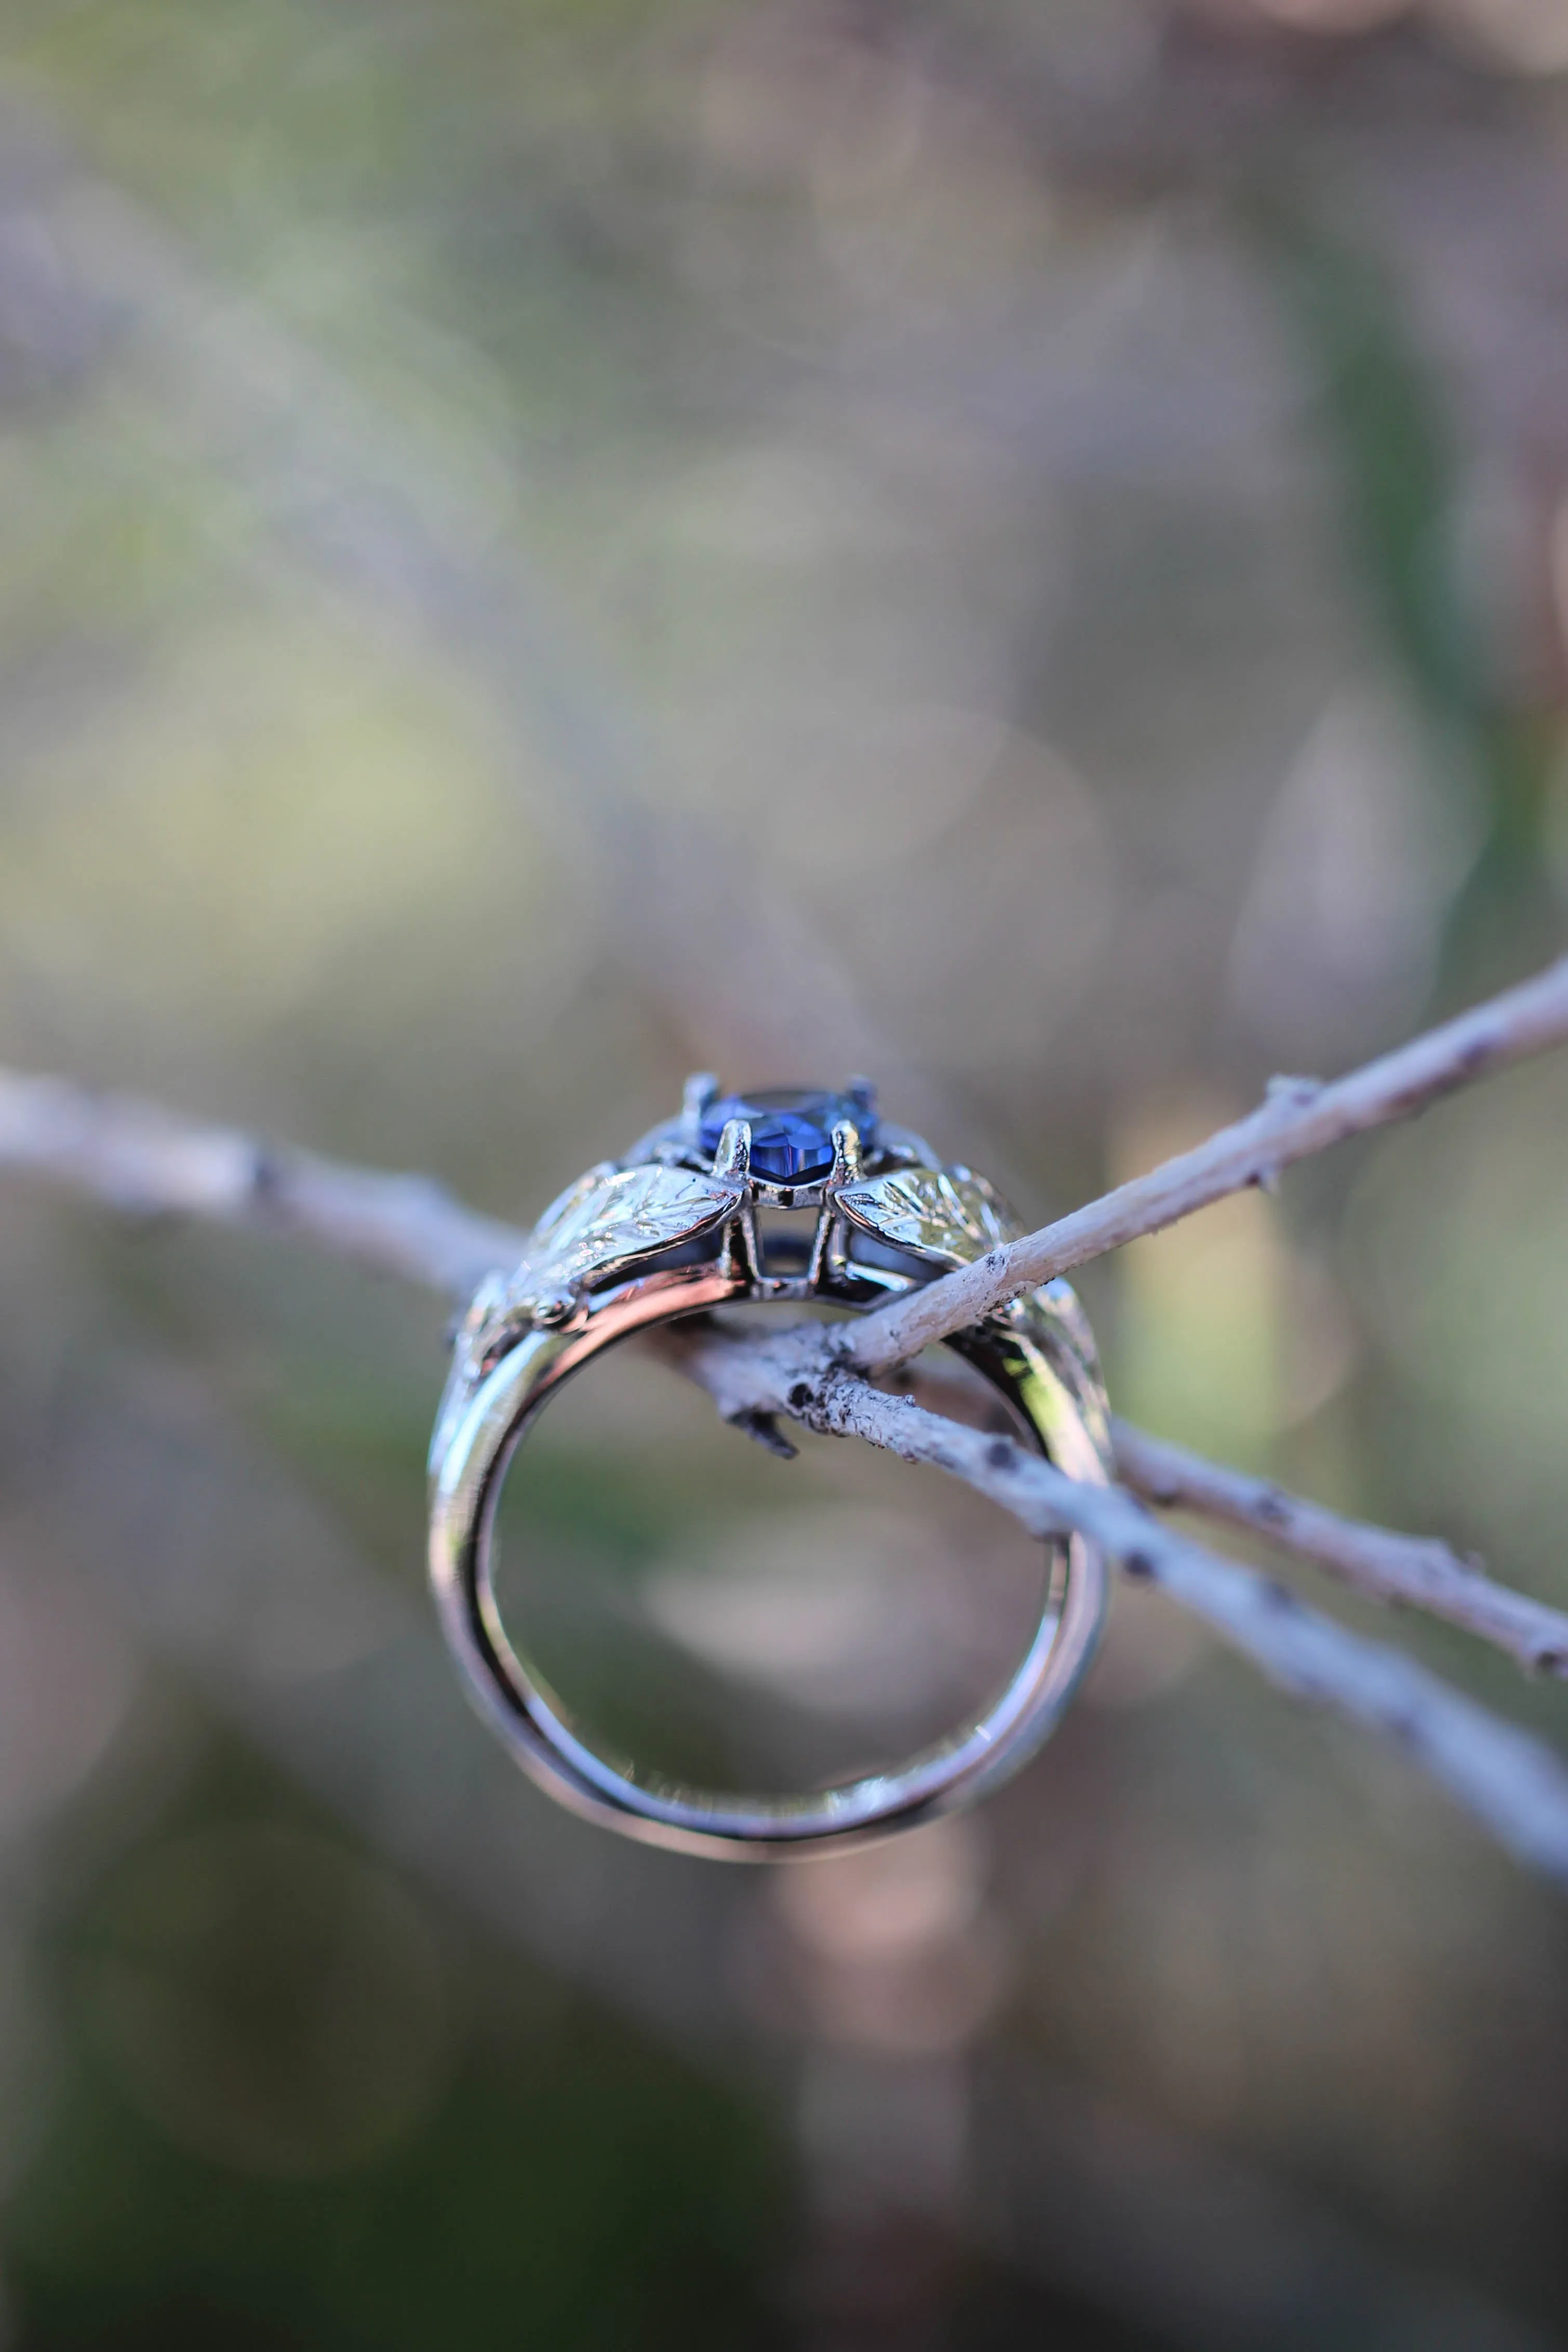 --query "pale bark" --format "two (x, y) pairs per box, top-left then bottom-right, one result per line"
(5, 954), (1568, 1876)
